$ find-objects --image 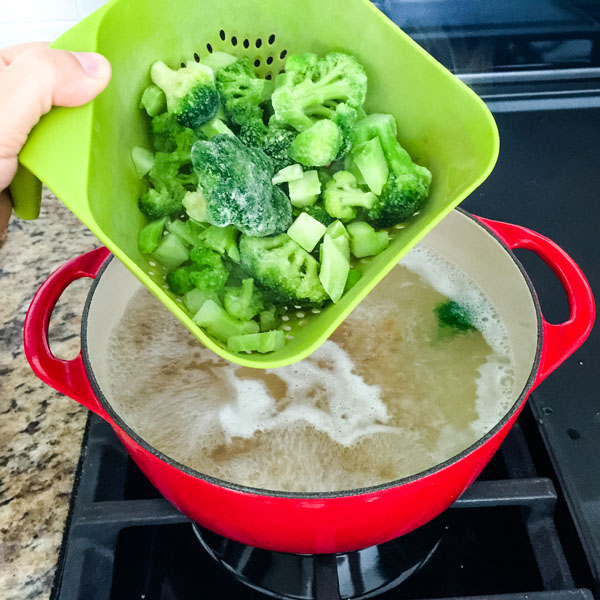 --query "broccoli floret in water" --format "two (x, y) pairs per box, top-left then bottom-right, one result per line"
(323, 171), (376, 222)
(352, 114), (432, 227)
(239, 234), (328, 307)
(434, 300), (475, 333)
(151, 61), (219, 128)
(271, 52), (367, 131)
(191, 134), (292, 236)
(215, 58), (270, 127)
